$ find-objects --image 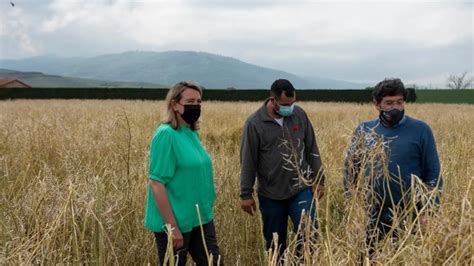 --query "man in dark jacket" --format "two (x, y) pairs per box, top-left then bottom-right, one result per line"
(240, 79), (325, 255)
